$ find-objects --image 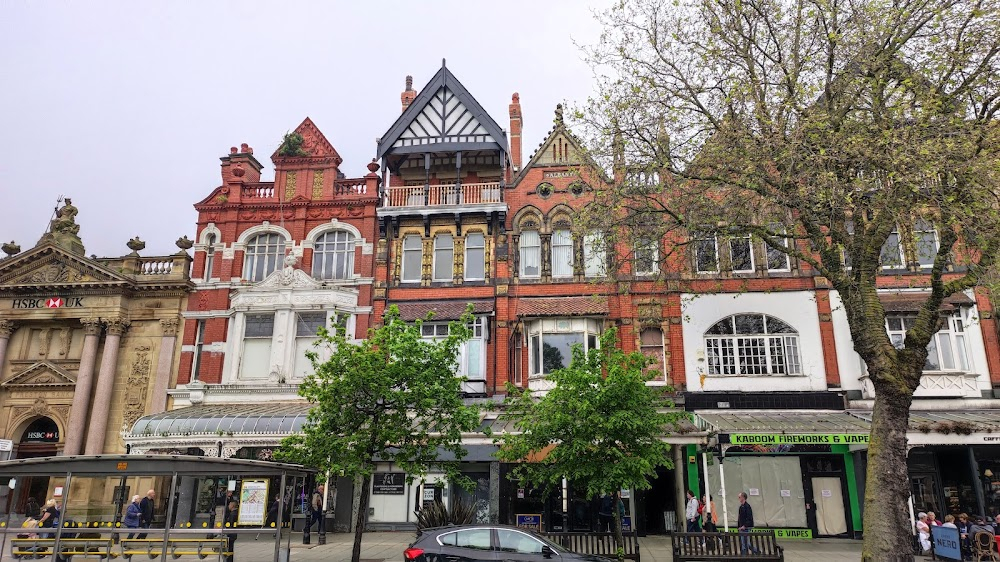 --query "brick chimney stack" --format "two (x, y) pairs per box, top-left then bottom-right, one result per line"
(401, 75), (416, 112)
(220, 143), (263, 185)
(509, 92), (522, 171)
